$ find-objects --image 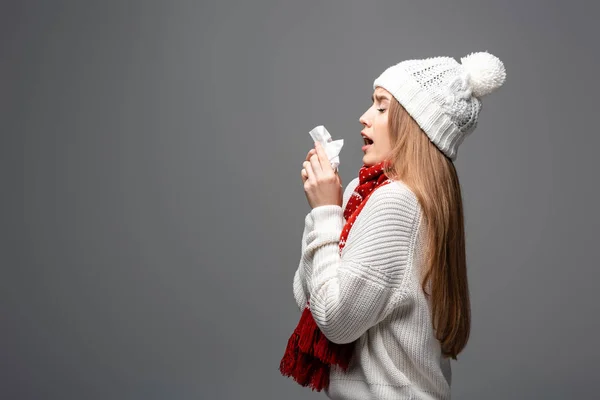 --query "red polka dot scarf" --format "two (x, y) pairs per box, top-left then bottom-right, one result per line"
(279, 161), (392, 391)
